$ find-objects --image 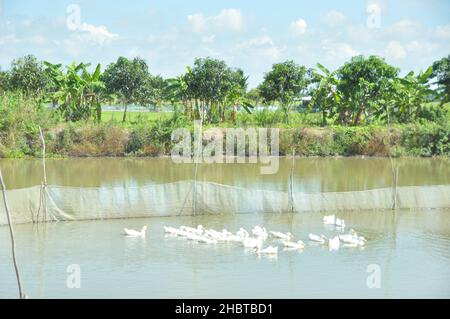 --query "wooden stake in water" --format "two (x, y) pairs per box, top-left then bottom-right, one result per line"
(39, 127), (48, 222)
(193, 119), (203, 215)
(0, 169), (25, 299)
(392, 167), (398, 210)
(39, 126), (47, 186)
(288, 149), (295, 213)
